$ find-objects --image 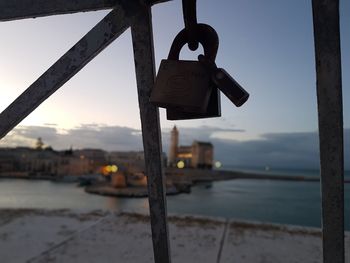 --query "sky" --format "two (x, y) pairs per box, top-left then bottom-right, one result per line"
(0, 0), (349, 169)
